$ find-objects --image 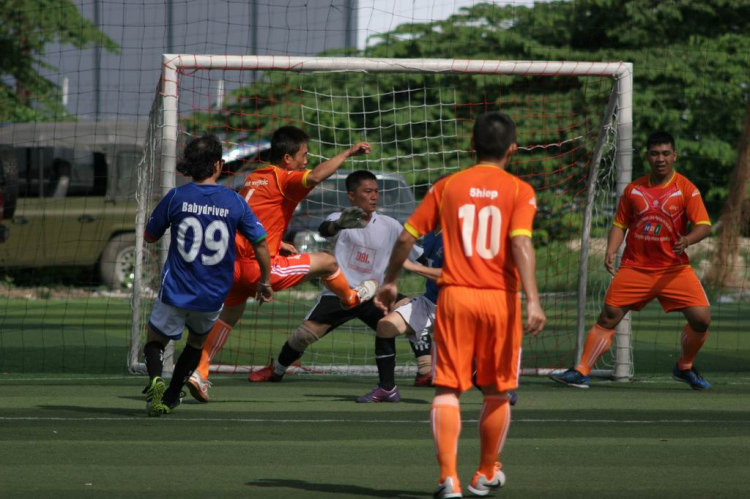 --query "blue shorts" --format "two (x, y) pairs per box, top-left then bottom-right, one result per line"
(148, 298), (222, 340)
